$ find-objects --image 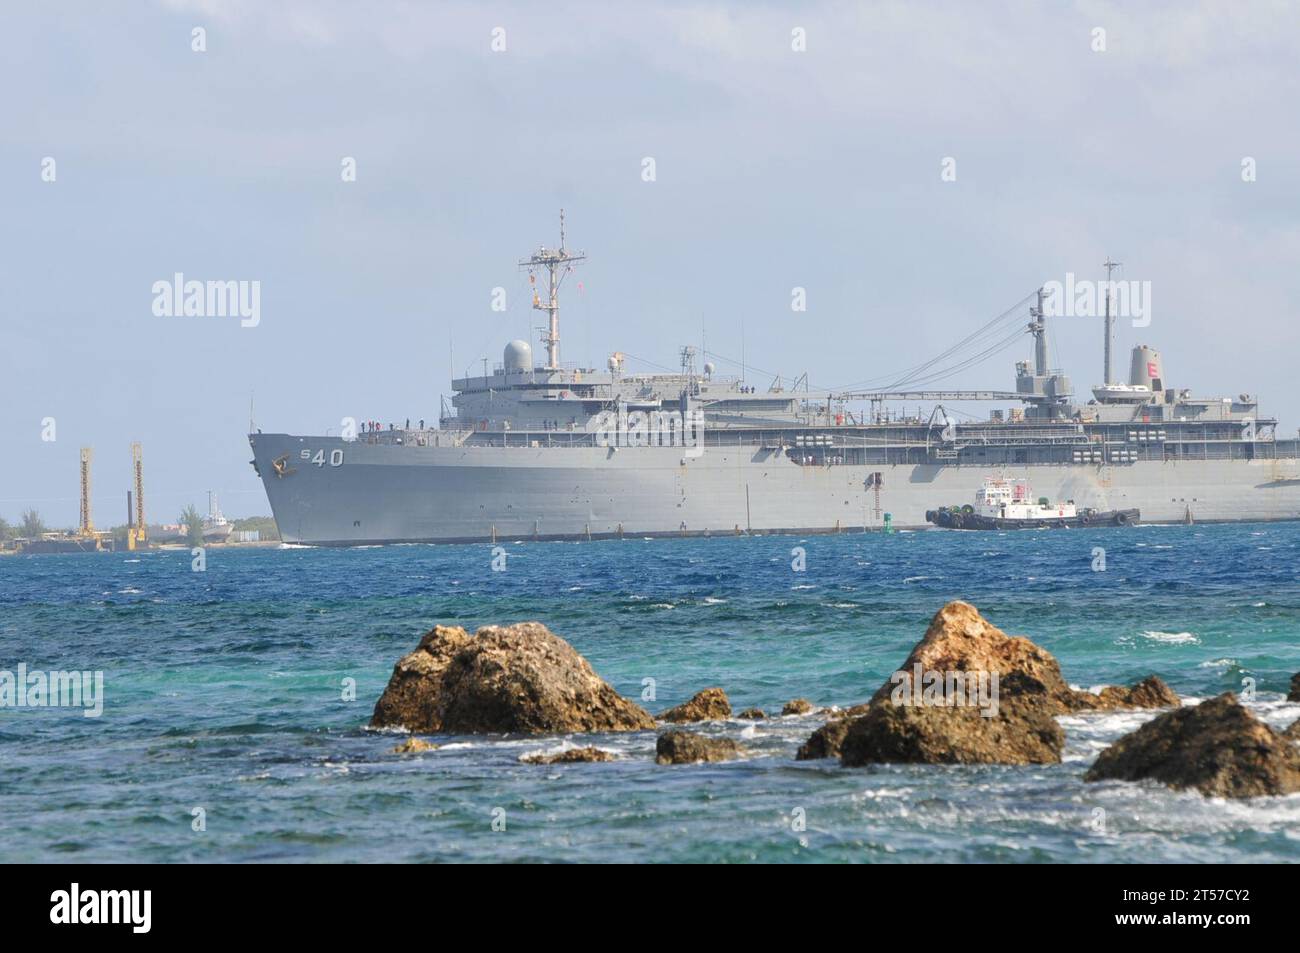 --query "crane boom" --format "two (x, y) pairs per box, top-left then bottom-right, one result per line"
(834, 390), (1024, 402)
